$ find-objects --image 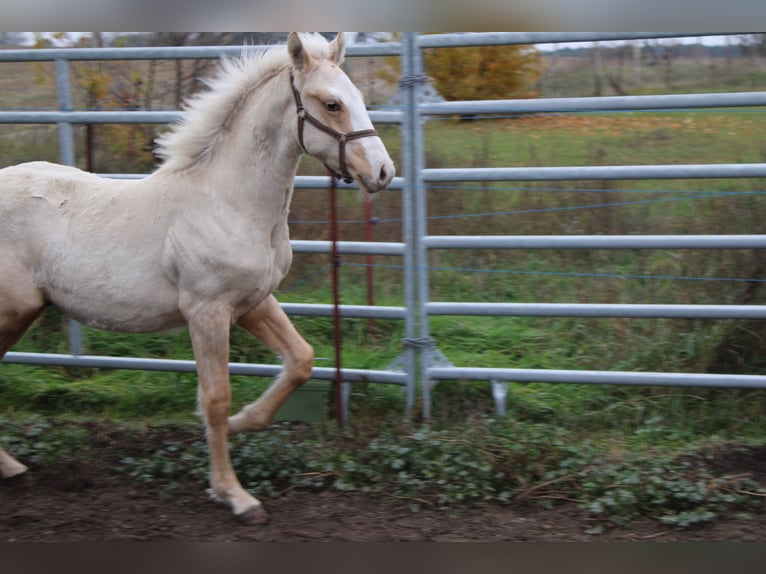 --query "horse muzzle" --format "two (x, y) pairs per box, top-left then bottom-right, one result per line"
(359, 157), (395, 194)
